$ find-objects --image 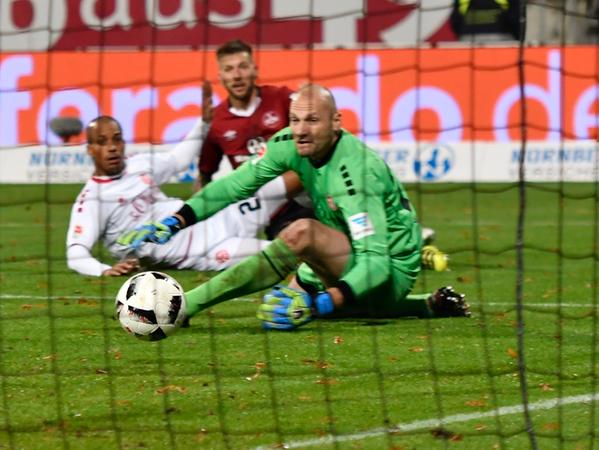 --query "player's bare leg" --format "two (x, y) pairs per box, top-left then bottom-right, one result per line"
(279, 218), (350, 288)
